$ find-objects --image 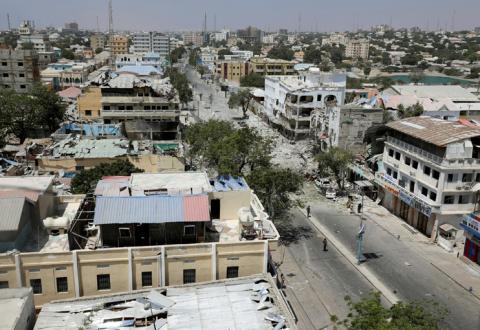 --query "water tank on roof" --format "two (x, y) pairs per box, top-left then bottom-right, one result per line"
(238, 207), (254, 227)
